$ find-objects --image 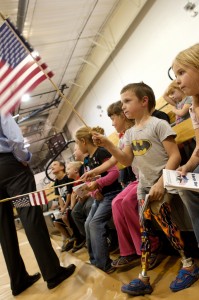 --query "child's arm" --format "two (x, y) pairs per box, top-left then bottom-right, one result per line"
(92, 132), (134, 166)
(172, 103), (191, 117)
(149, 136), (181, 202)
(87, 164), (119, 191)
(70, 193), (78, 210)
(81, 156), (117, 181)
(193, 97), (199, 119)
(60, 193), (71, 213)
(163, 92), (176, 106)
(178, 127), (199, 175)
